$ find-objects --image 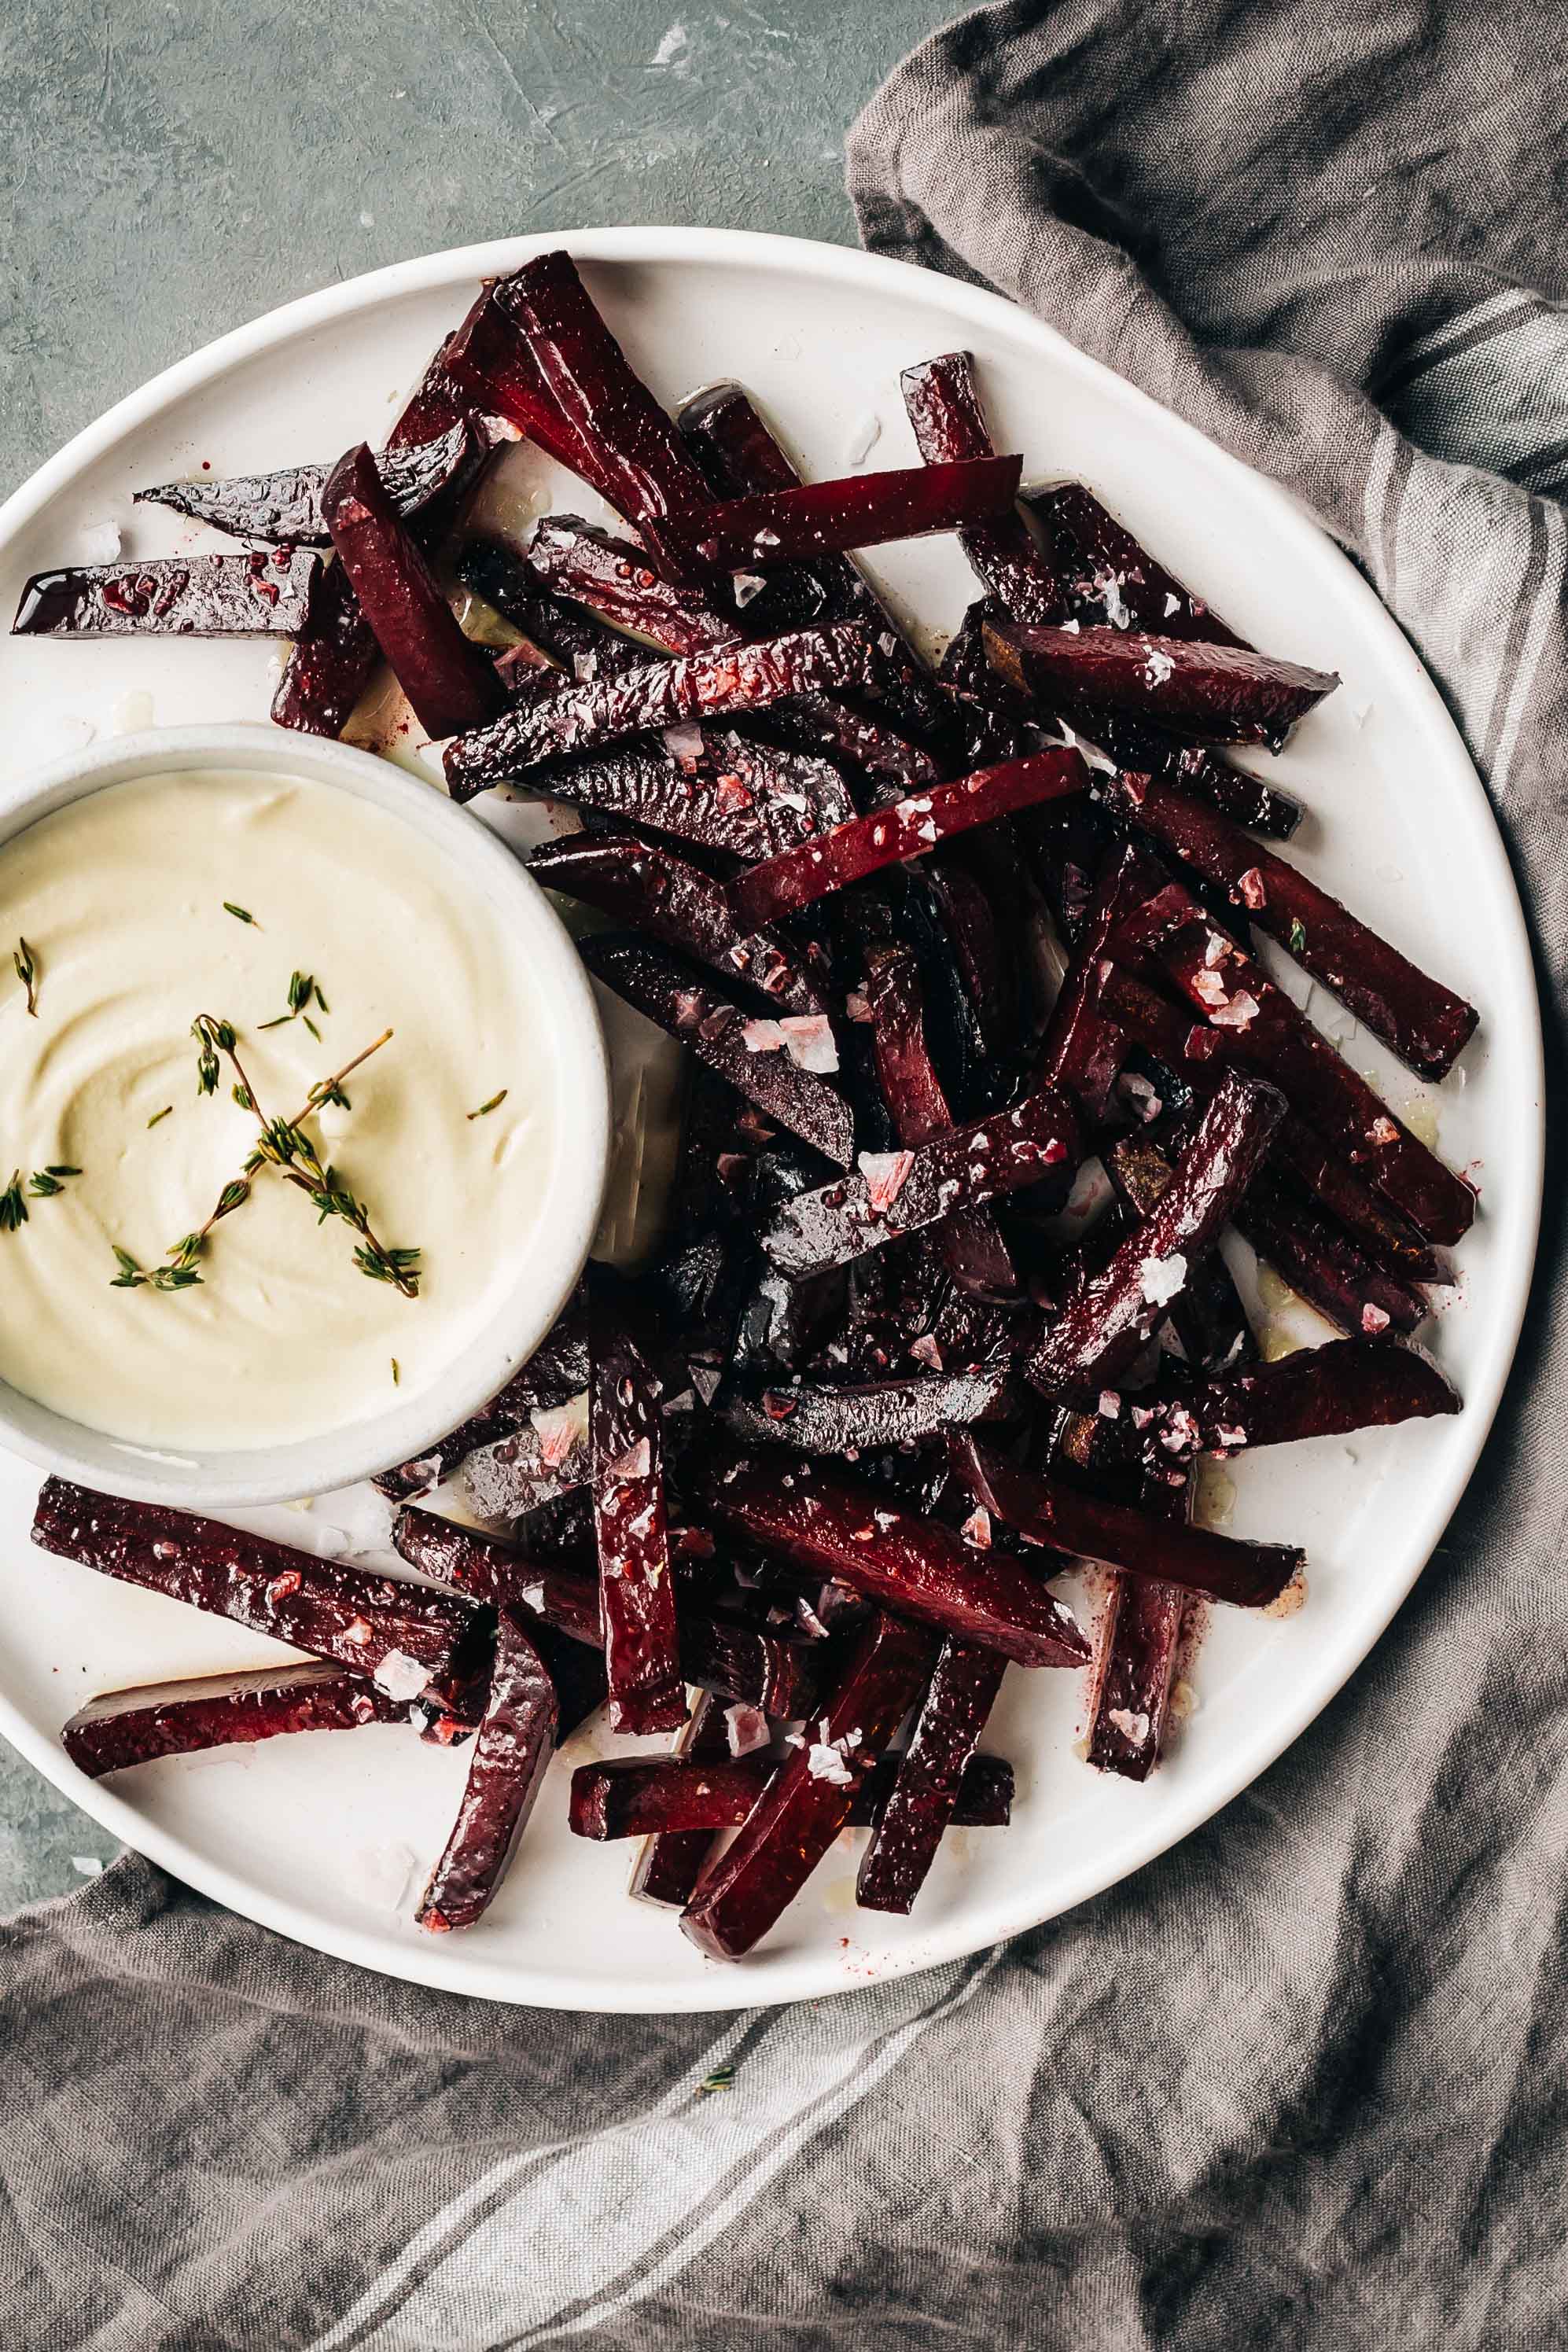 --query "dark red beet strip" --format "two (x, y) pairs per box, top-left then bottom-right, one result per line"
(528, 513), (744, 656)
(1102, 1130), (1257, 1375)
(133, 421), (475, 547)
(1086, 1478), (1192, 1783)
(731, 748), (1088, 928)
(706, 1447), (1091, 1669)
(864, 945), (1019, 1300)
(321, 442), (504, 740)
(950, 1435), (1303, 1610)
(759, 1088), (1082, 1280)
(856, 1636), (1008, 1914)
(590, 1289), (686, 1735)
(62, 1663), (406, 1779)
(682, 1610), (938, 1959)
(1097, 966), (1448, 1282)
(676, 381), (953, 747)
(517, 731), (856, 861)
(416, 1607), (558, 1934)
(1103, 771), (1478, 1078)
(721, 1365), (1013, 1455)
(985, 620), (1338, 752)
(628, 1690), (732, 1908)
(390, 1507), (823, 1720)
(1026, 1070), (1286, 1397)
(1160, 745), (1304, 842)
(13, 549), (322, 636)
(495, 251), (711, 525)
(572, 1753), (774, 1839)
(650, 455), (1024, 587)
(274, 311), (484, 736)
(445, 285), (624, 502)
(444, 624), (882, 800)
(1231, 1173), (1427, 1338)
(1116, 887), (1475, 1244)
(901, 353), (1063, 622)
(458, 1396), (591, 1529)
(1033, 838), (1168, 1121)
(579, 934), (855, 1169)
(31, 1478), (478, 1703)
(528, 830), (825, 1016)
(598, 1747), (1014, 1842)
(1126, 1337), (1461, 1468)
(1025, 480), (1248, 650)
(374, 1283), (589, 1500)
